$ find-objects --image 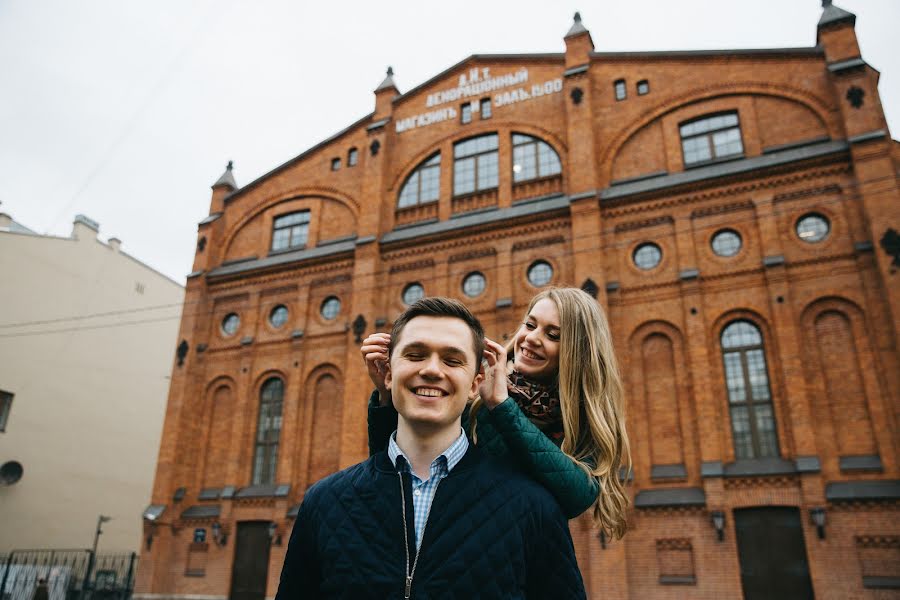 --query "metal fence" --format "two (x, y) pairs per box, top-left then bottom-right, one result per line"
(0, 551), (137, 600)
